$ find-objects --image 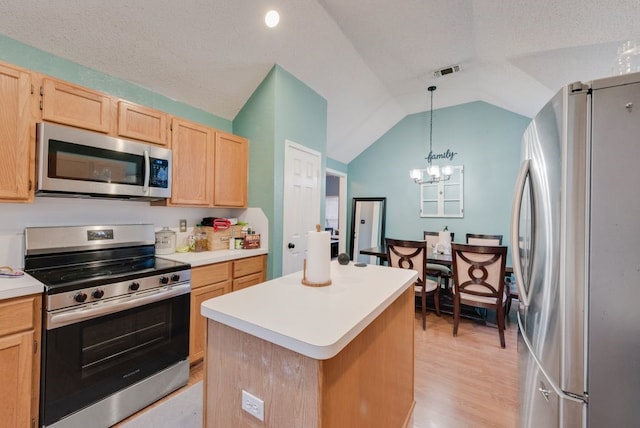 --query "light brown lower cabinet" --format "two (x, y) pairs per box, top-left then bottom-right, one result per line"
(190, 280), (231, 363)
(0, 294), (42, 428)
(189, 255), (267, 364)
